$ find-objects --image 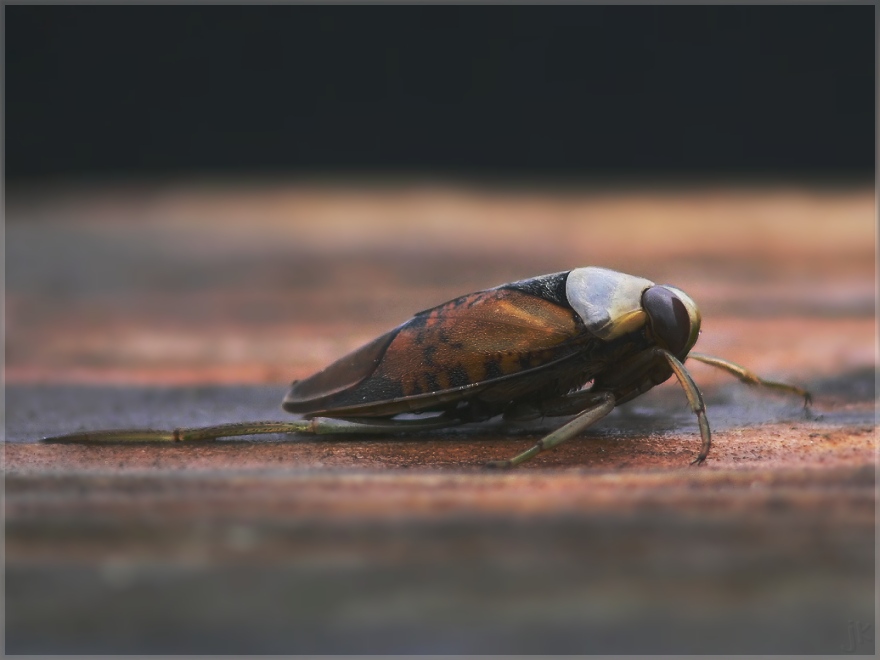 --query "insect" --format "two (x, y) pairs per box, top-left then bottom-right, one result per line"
(42, 267), (810, 467)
